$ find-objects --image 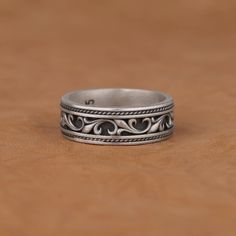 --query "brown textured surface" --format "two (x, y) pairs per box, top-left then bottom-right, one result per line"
(0, 0), (236, 235)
